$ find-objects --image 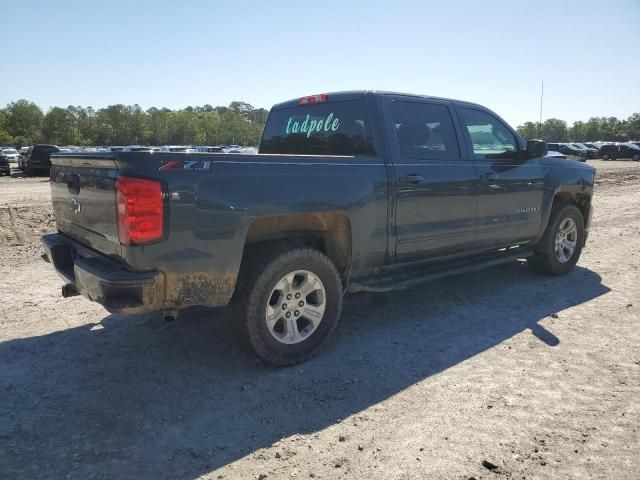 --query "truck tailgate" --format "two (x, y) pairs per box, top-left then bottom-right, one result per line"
(50, 154), (121, 256)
